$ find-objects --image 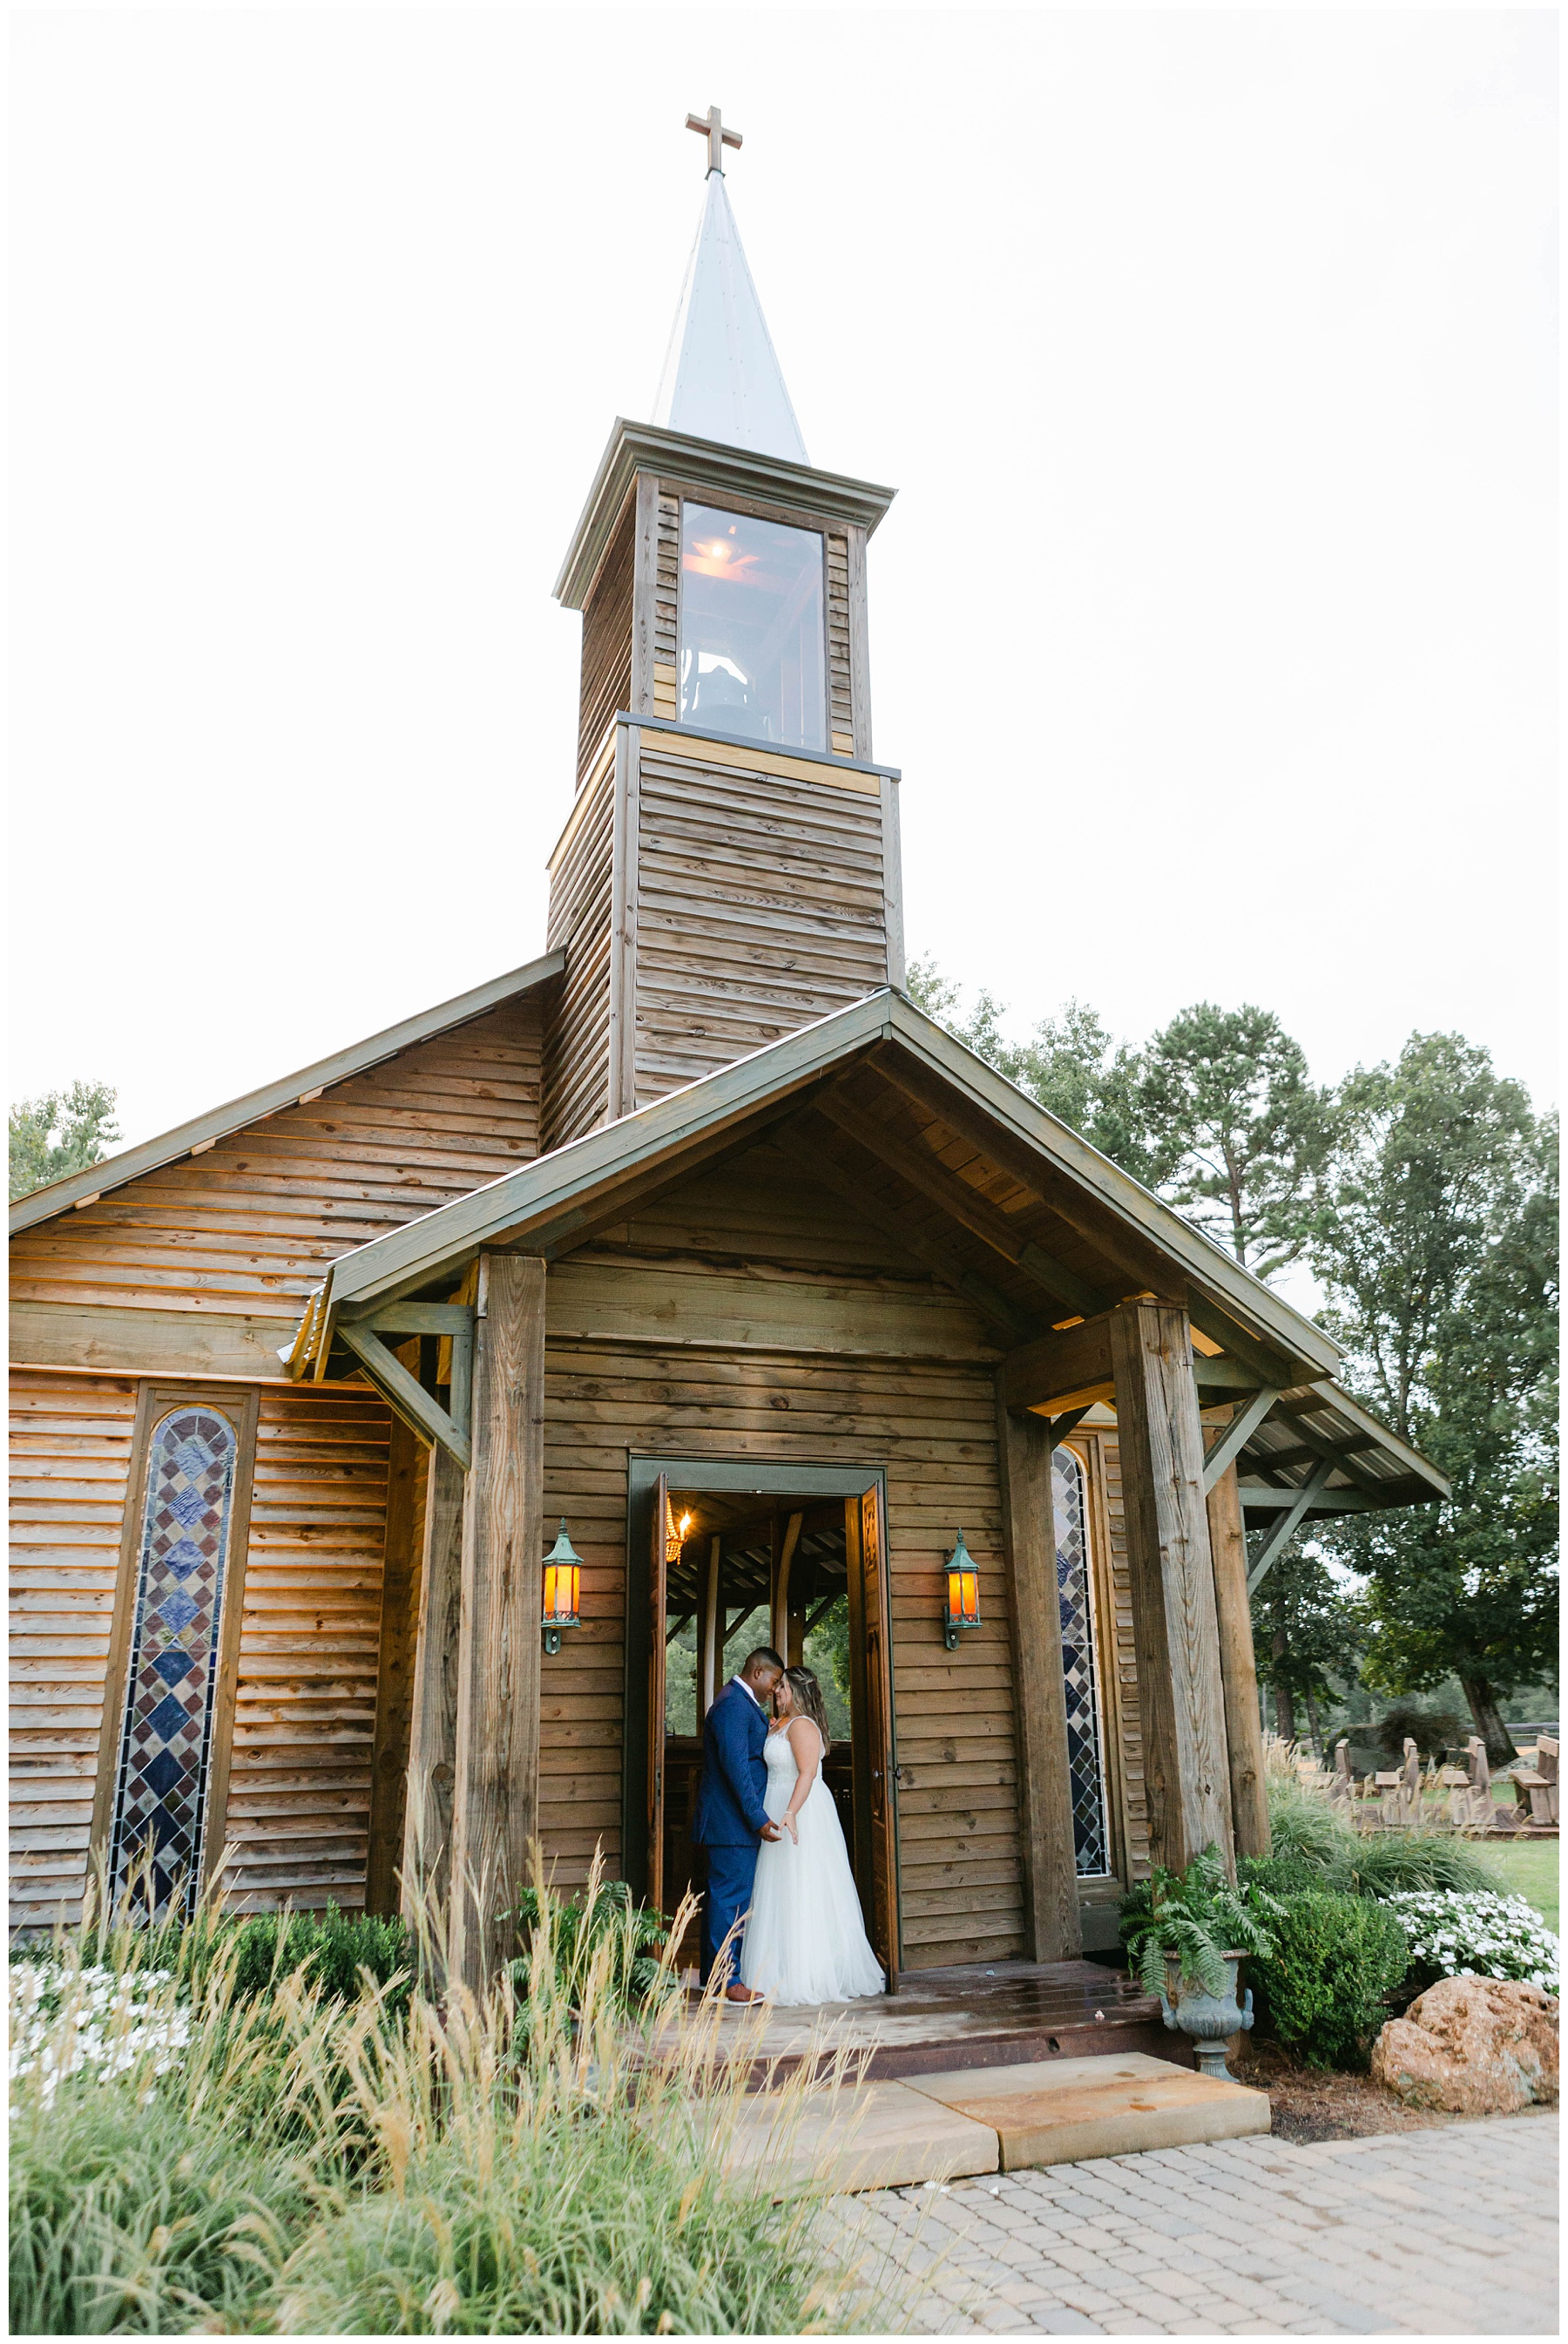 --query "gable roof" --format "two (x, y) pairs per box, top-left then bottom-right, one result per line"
(285, 987), (1345, 1385)
(10, 949), (564, 1236)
